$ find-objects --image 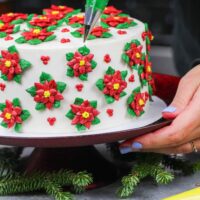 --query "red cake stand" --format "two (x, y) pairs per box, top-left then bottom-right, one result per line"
(0, 73), (181, 188)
